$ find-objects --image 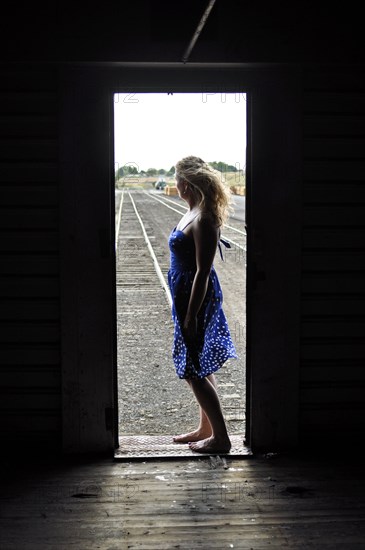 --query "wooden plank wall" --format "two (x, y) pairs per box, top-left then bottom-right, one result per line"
(300, 65), (365, 444)
(0, 64), (61, 450)
(1, 61), (364, 453)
